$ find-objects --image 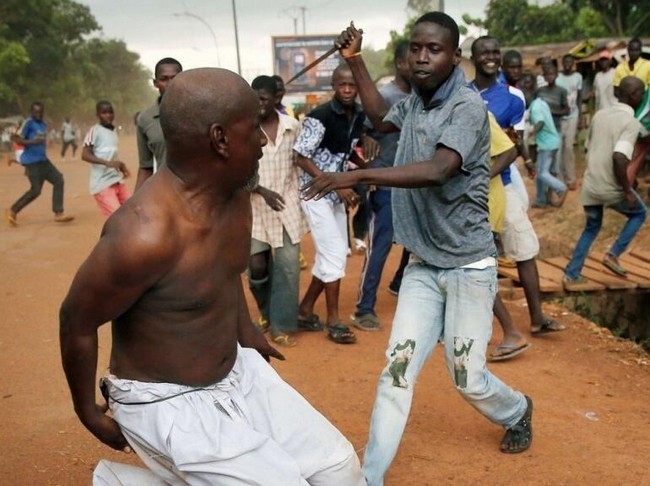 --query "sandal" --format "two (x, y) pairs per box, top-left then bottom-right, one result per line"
(255, 316), (269, 333)
(327, 323), (357, 344)
(270, 332), (297, 348)
(531, 317), (566, 335)
(501, 395), (533, 453)
(297, 314), (324, 332)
